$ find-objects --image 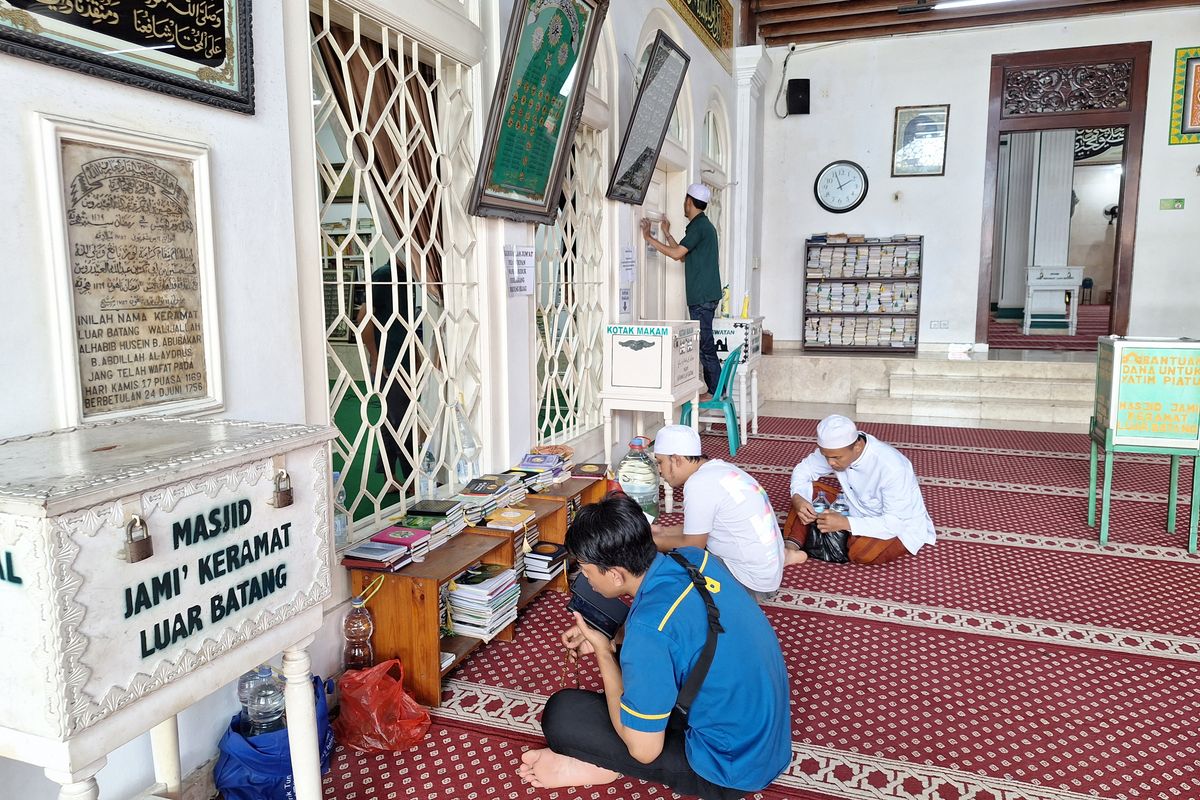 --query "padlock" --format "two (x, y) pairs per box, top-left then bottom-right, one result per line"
(271, 470), (294, 508)
(125, 516), (153, 563)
